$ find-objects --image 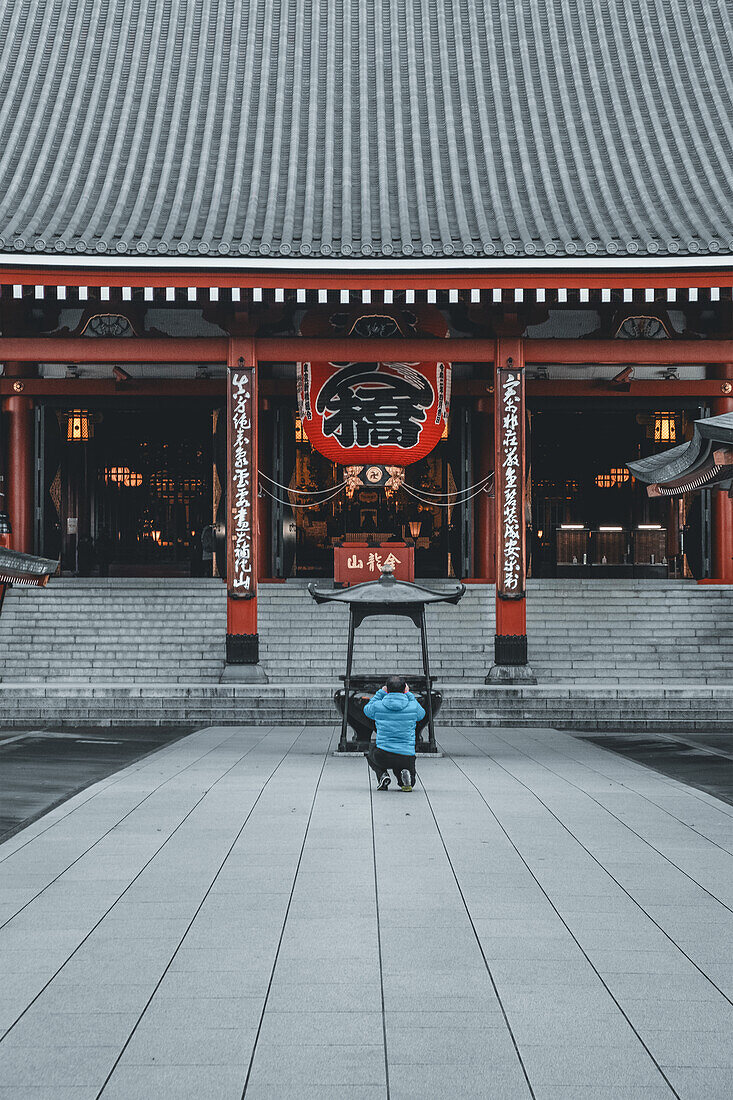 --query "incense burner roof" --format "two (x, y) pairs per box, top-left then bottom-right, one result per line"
(309, 571), (465, 609)
(0, 1), (731, 264)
